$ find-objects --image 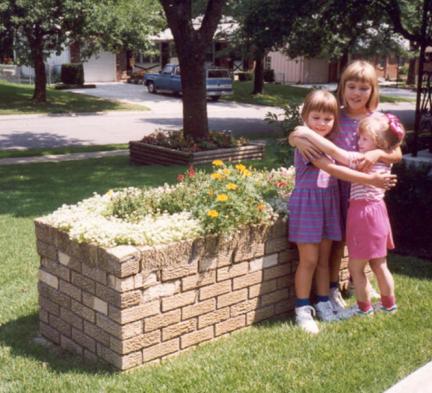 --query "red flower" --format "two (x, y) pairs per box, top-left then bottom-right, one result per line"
(188, 165), (196, 177)
(177, 174), (185, 182)
(275, 181), (287, 188)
